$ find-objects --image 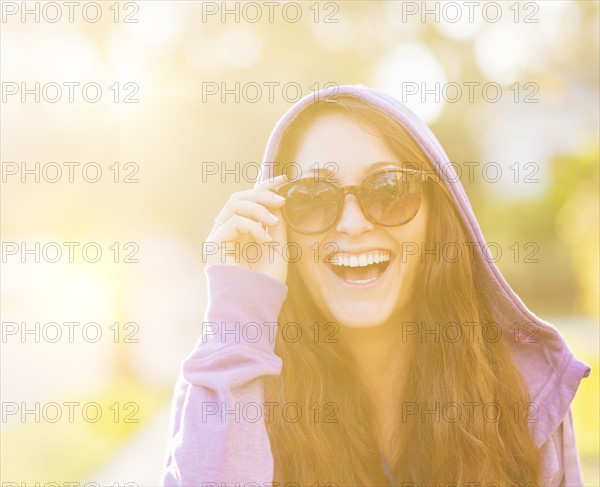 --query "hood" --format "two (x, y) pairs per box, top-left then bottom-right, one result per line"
(254, 83), (591, 448)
